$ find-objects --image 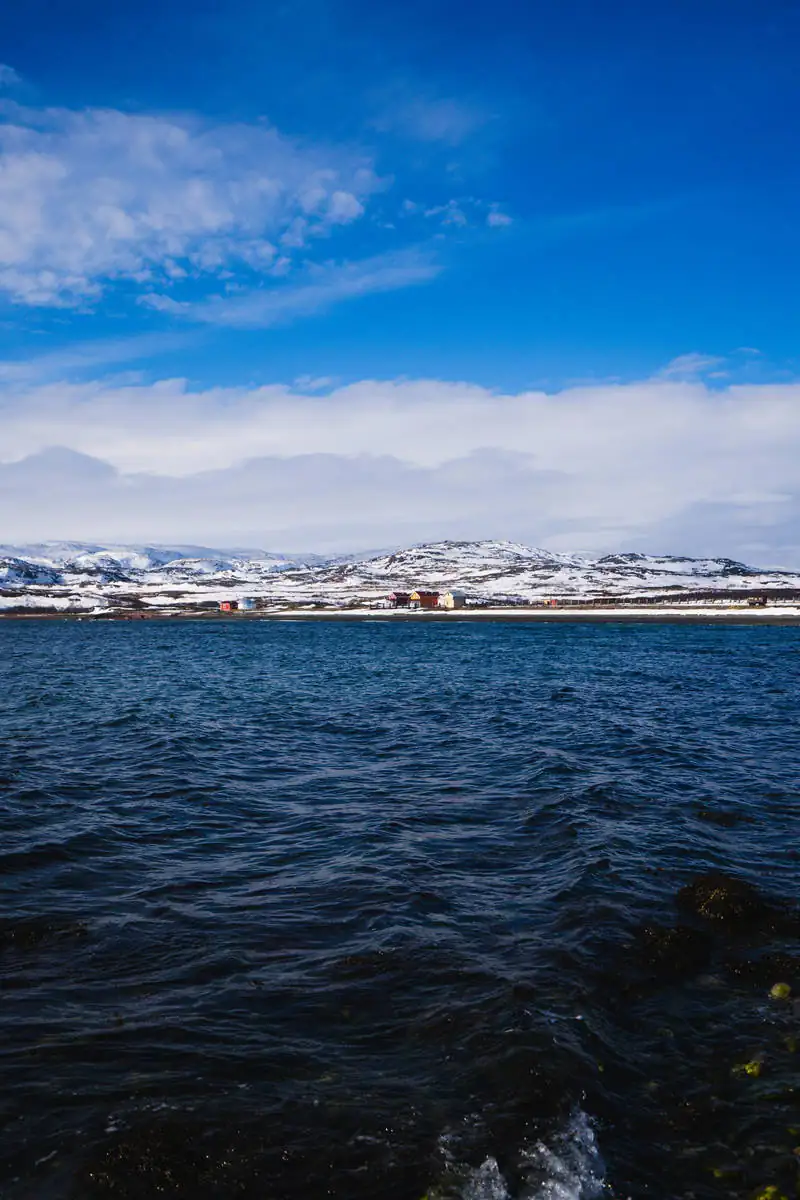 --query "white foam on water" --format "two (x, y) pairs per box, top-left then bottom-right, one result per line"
(462, 1155), (510, 1199)
(518, 1109), (605, 1199)
(457, 1110), (605, 1200)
